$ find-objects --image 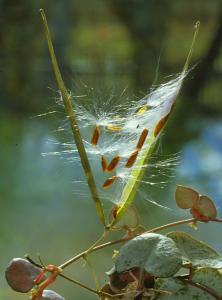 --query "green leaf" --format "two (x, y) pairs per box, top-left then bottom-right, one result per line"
(40, 9), (106, 226)
(167, 231), (222, 269)
(192, 268), (222, 298)
(156, 277), (215, 299)
(175, 185), (199, 209)
(115, 233), (182, 277)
